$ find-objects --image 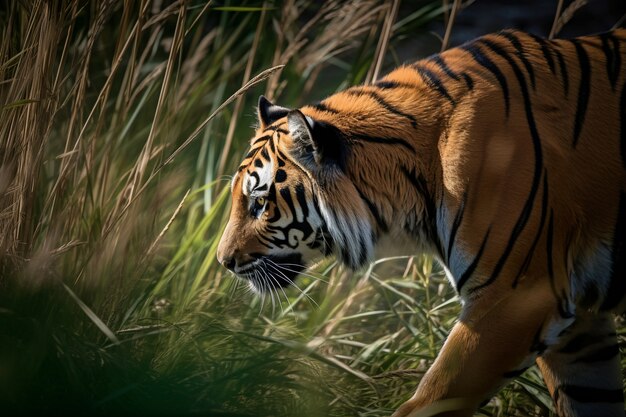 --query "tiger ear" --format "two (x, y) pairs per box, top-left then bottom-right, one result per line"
(287, 109), (345, 167)
(258, 95), (289, 128)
